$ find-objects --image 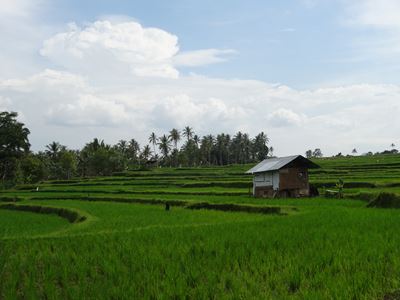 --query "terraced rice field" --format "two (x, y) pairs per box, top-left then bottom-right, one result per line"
(1, 154), (400, 298)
